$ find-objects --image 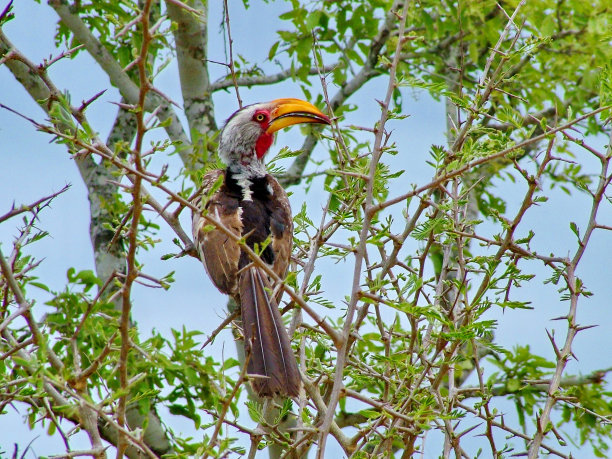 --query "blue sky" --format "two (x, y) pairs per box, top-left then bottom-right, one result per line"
(1, 1), (611, 457)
